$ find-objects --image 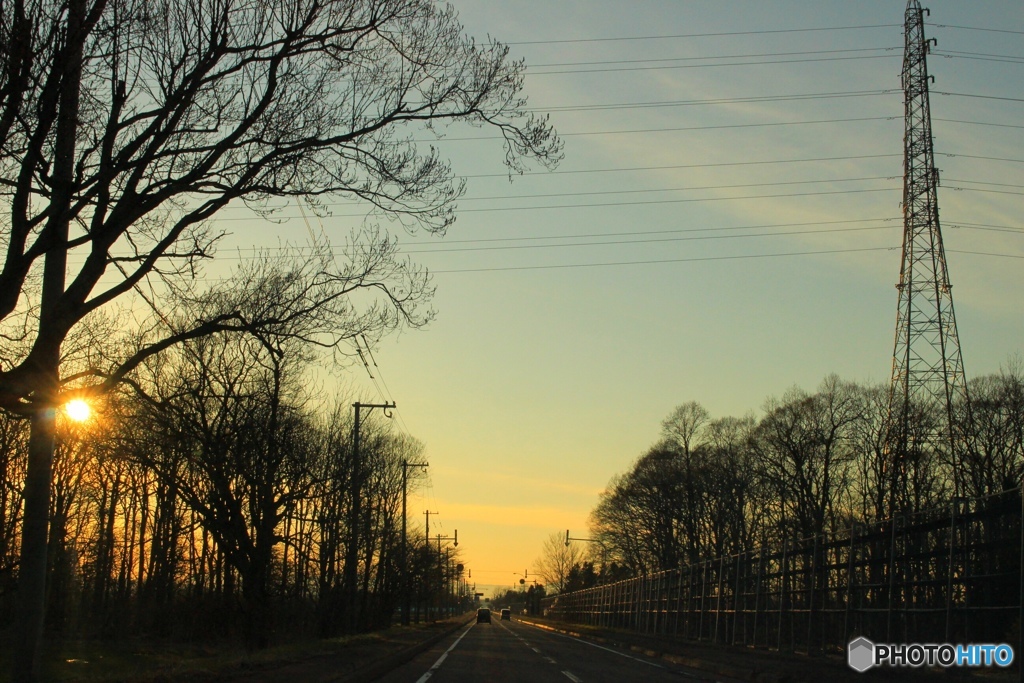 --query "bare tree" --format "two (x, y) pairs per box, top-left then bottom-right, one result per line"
(660, 401), (709, 563)
(962, 366), (1024, 497)
(0, 413), (28, 596)
(131, 324), (323, 649)
(589, 473), (653, 575)
(534, 530), (583, 595)
(753, 376), (863, 540)
(1, 0), (560, 675)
